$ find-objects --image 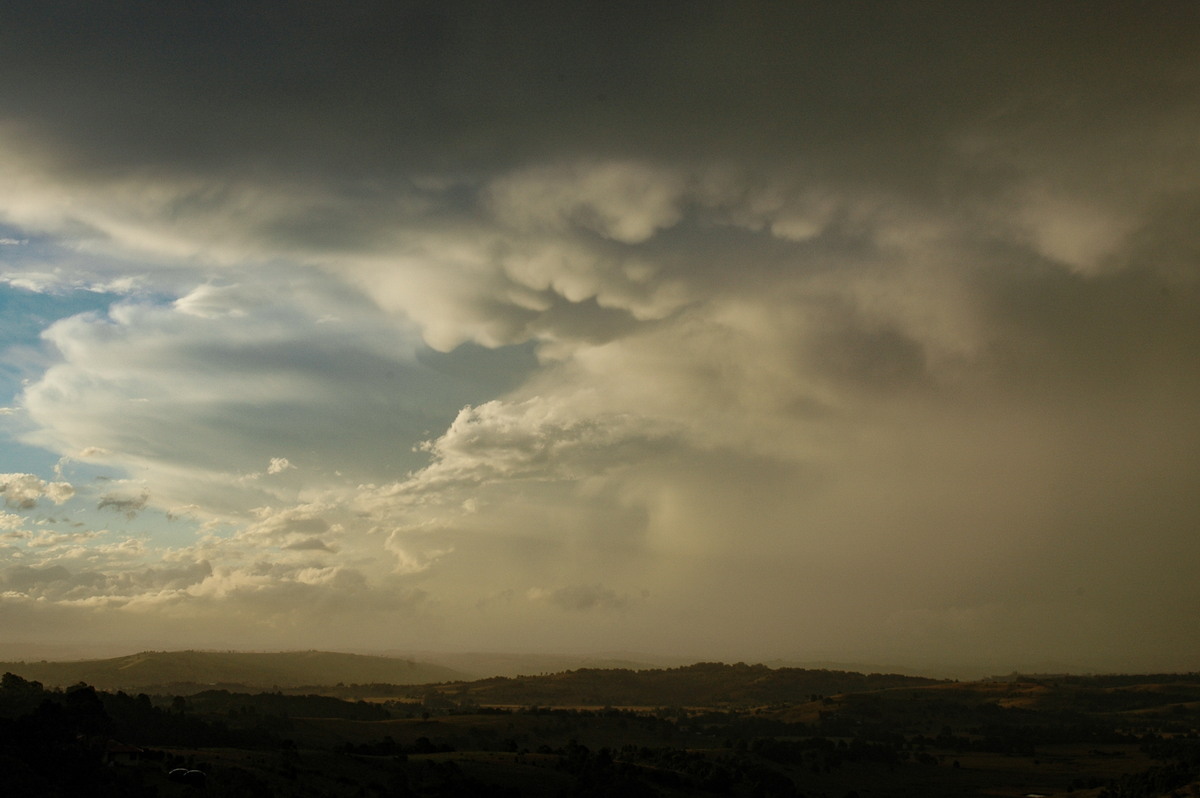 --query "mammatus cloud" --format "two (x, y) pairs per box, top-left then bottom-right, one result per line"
(486, 160), (688, 245)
